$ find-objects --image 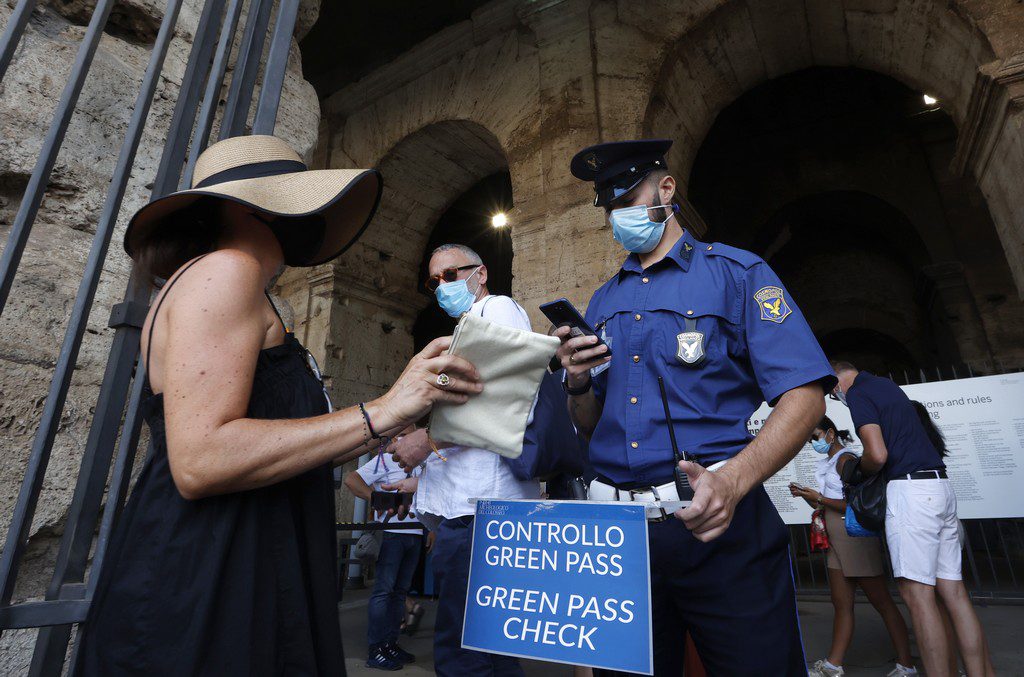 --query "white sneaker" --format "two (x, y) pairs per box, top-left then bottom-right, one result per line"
(808, 659), (844, 677)
(886, 665), (918, 676)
